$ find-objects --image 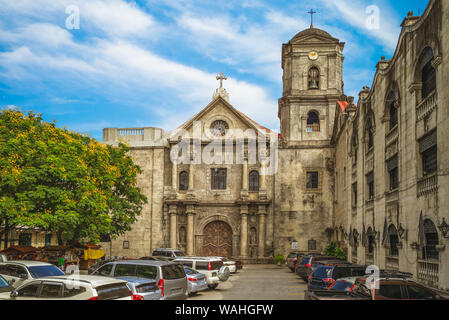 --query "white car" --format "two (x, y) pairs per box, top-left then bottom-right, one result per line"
(173, 257), (230, 290)
(0, 275), (133, 300)
(209, 257), (238, 273)
(0, 261), (65, 289)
